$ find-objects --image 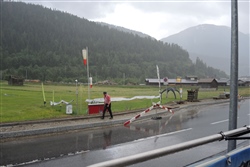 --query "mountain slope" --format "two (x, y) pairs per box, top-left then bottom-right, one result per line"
(0, 2), (228, 83)
(161, 24), (249, 76)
